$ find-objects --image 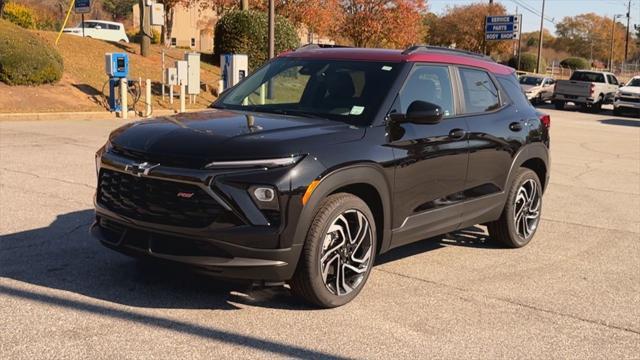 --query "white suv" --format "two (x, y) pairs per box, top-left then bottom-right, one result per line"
(614, 76), (640, 116)
(63, 20), (129, 43)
